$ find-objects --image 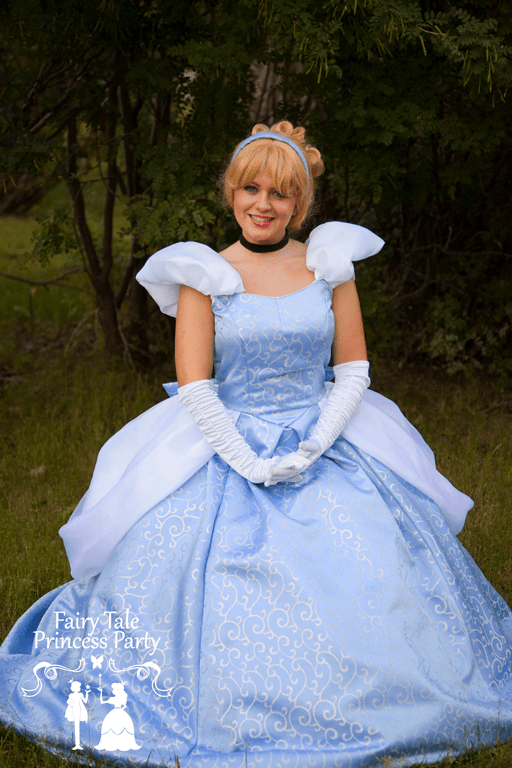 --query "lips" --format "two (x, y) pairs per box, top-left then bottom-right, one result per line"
(250, 215), (274, 227)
